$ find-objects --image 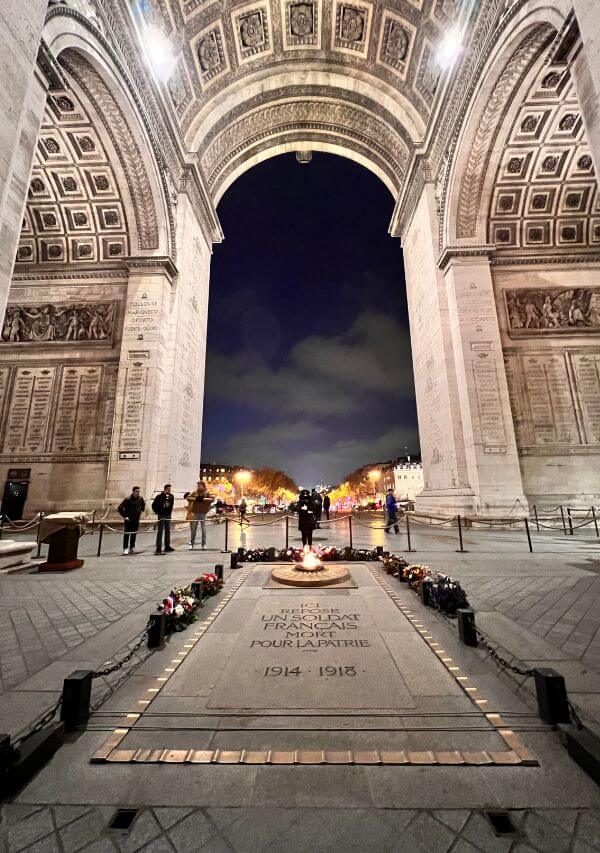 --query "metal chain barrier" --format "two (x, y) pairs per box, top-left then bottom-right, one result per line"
(91, 619), (153, 678)
(475, 627), (535, 678)
(12, 696), (63, 750)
